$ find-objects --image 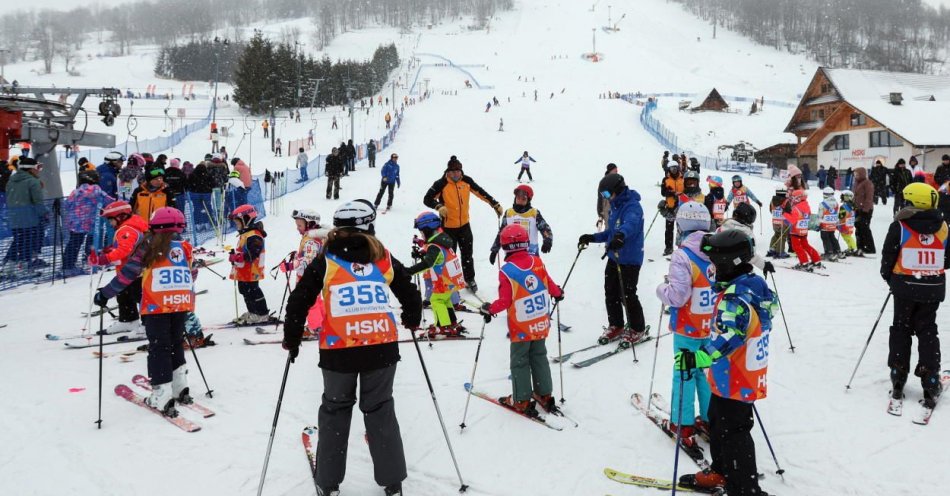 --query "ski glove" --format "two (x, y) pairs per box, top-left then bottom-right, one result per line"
(492, 203), (504, 217)
(228, 251), (244, 264)
(763, 261), (776, 275)
(607, 232), (625, 250)
(577, 234), (595, 249)
(674, 349), (714, 371)
(93, 290), (110, 308)
(281, 340), (299, 363)
(479, 303), (493, 323)
(541, 237), (552, 254)
(88, 250), (109, 267)
(489, 249), (498, 265)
